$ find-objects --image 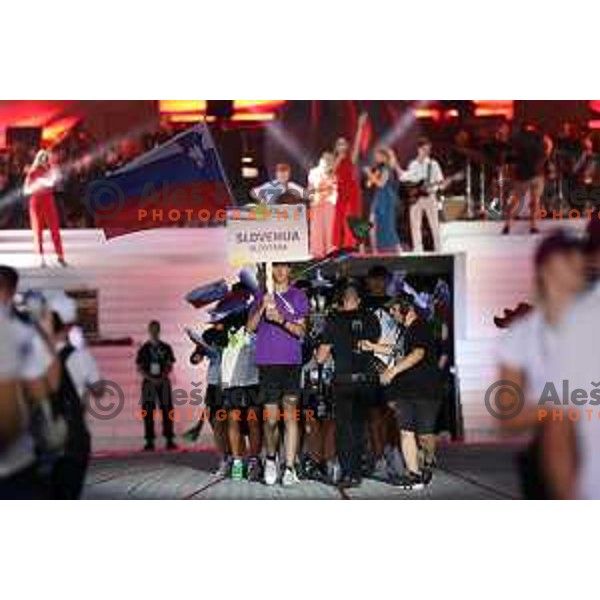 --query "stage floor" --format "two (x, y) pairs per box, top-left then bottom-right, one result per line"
(83, 444), (522, 500)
